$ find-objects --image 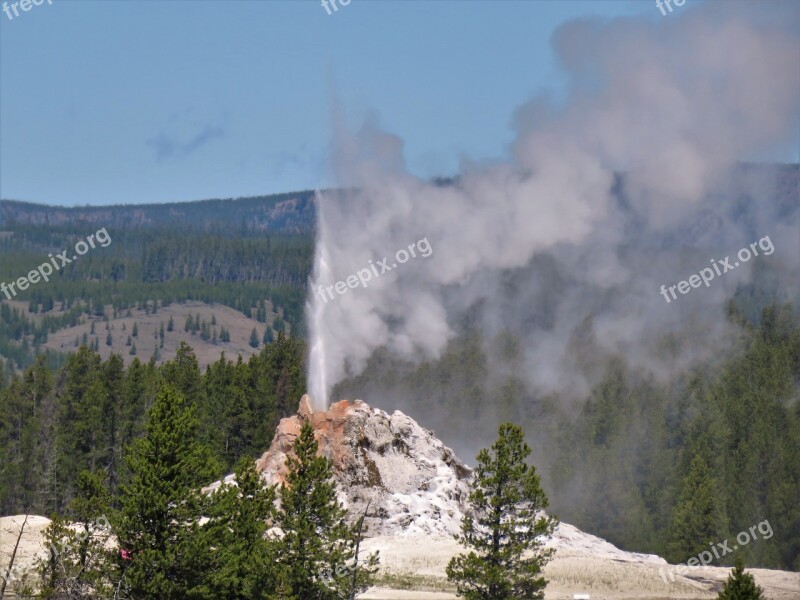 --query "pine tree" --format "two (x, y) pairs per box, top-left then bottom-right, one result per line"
(205, 459), (280, 598)
(132, 323), (138, 338)
(717, 558), (765, 599)
(249, 327), (260, 349)
(667, 453), (727, 562)
(446, 423), (556, 600)
(276, 422), (377, 599)
(117, 385), (219, 599)
(161, 343), (205, 409)
(31, 471), (115, 599)
(54, 348), (102, 512)
(105, 332), (112, 347)
(167, 315), (175, 332)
